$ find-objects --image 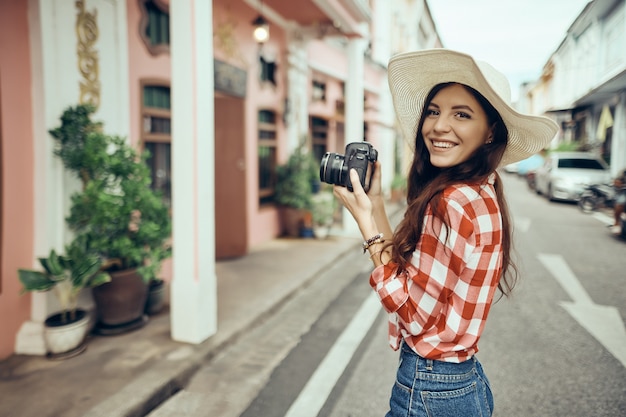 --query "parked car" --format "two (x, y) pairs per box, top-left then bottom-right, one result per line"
(534, 152), (611, 202)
